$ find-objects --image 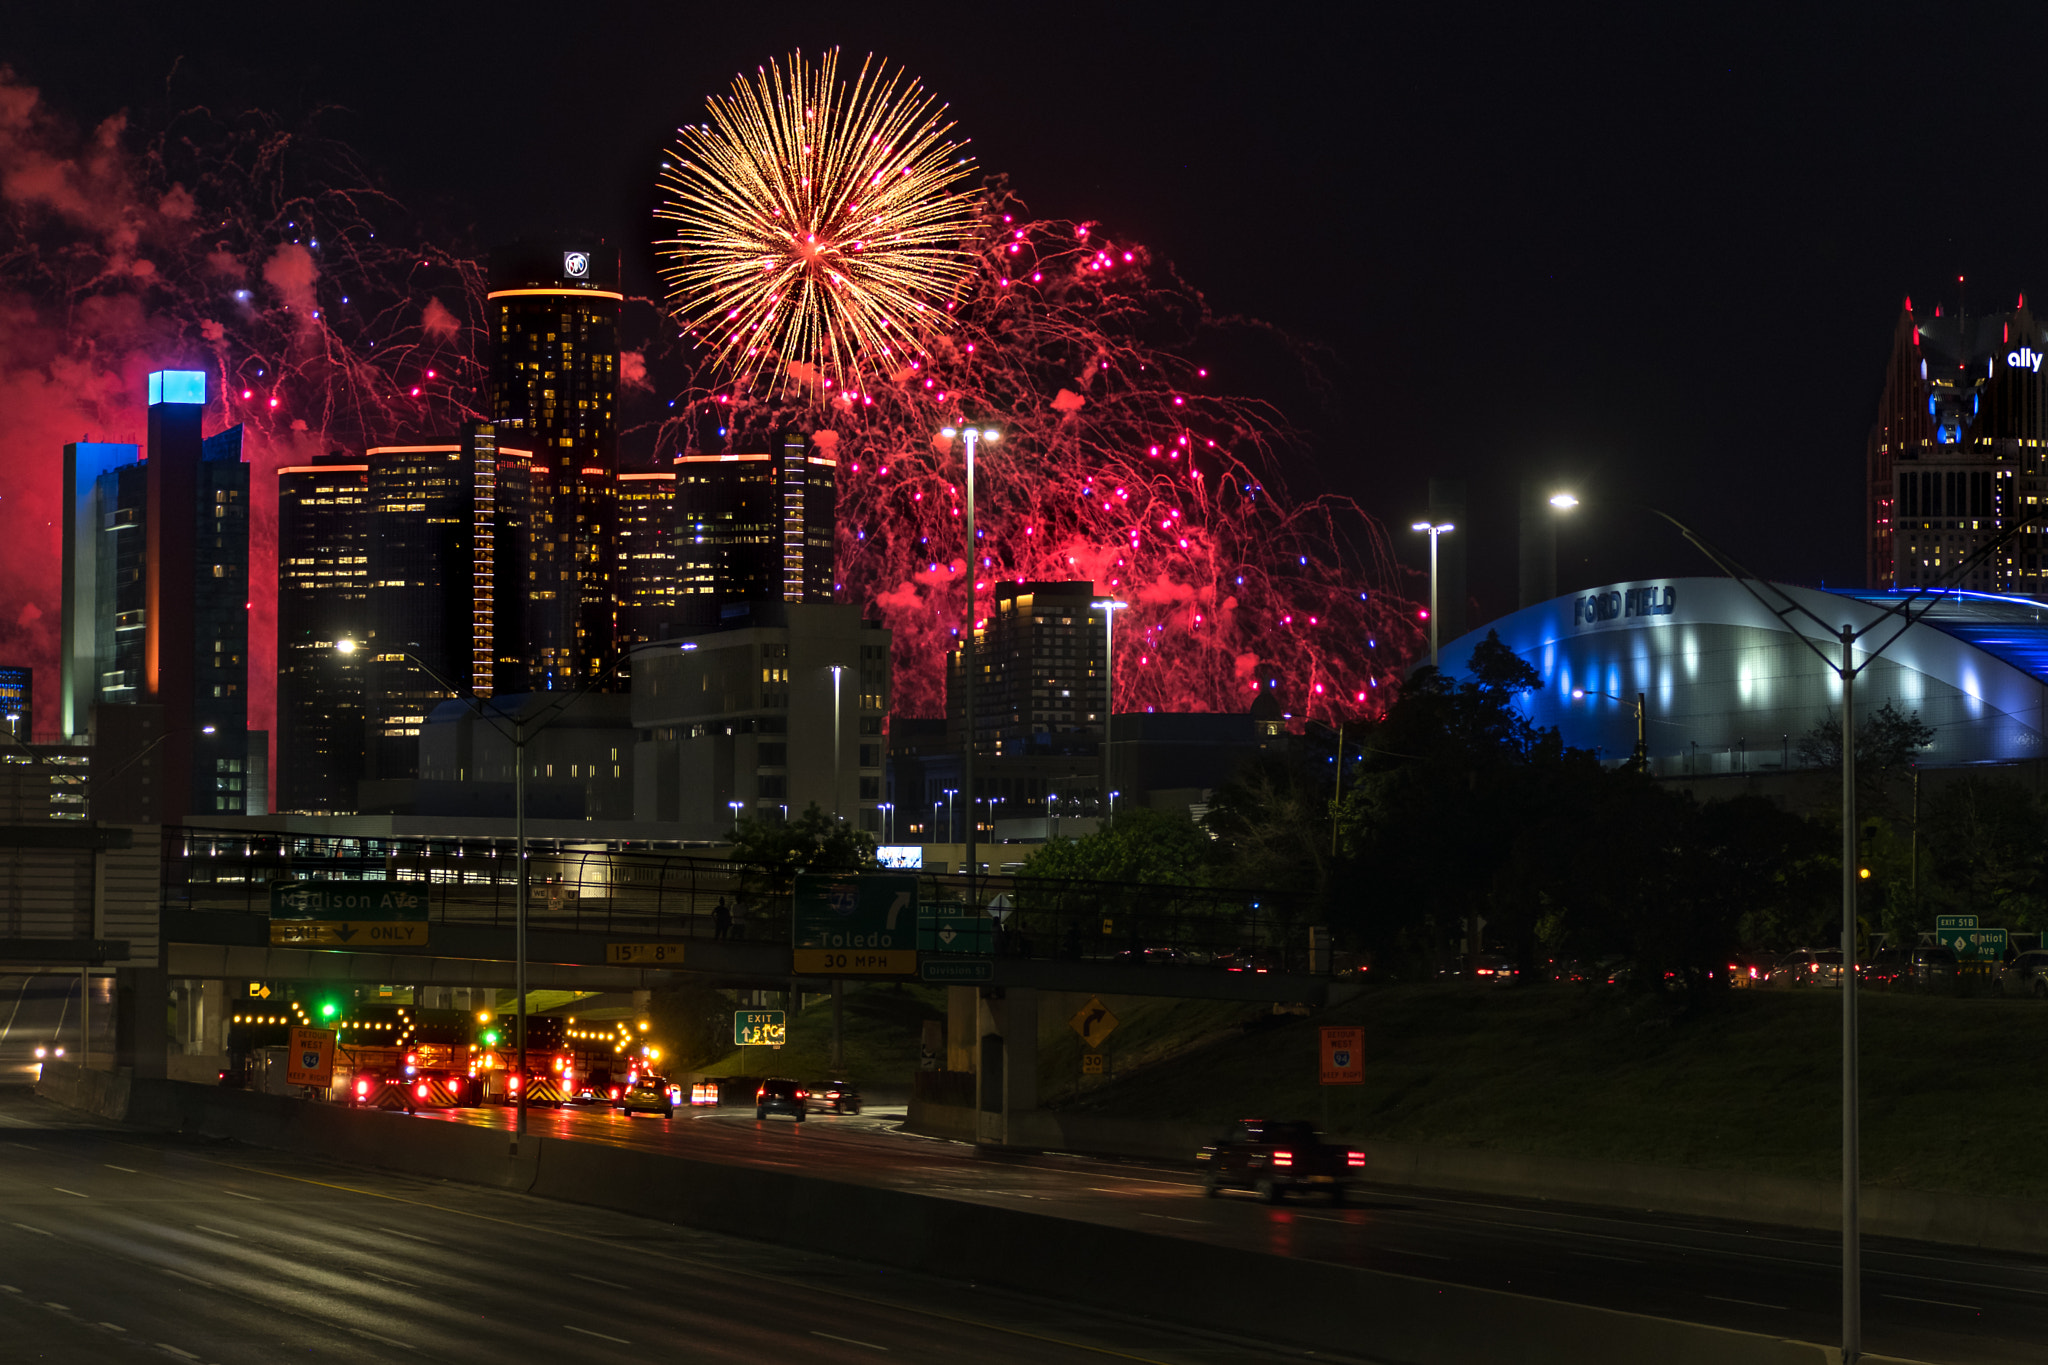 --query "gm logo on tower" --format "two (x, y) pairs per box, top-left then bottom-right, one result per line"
(563, 251), (590, 279)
